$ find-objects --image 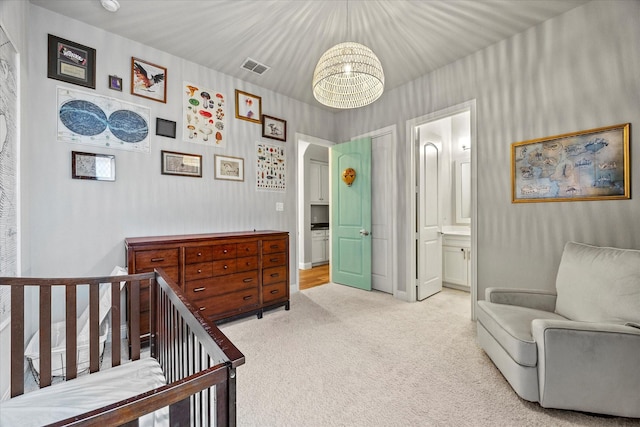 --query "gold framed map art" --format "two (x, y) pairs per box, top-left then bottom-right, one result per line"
(511, 123), (630, 203)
